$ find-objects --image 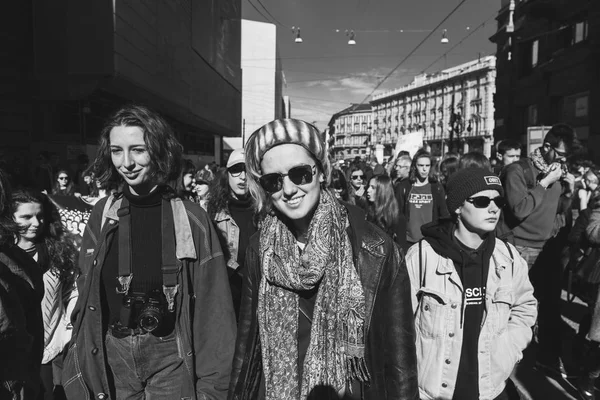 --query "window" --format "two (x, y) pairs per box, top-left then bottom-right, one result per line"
(574, 21), (588, 44)
(527, 104), (538, 125)
(531, 40), (539, 67)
